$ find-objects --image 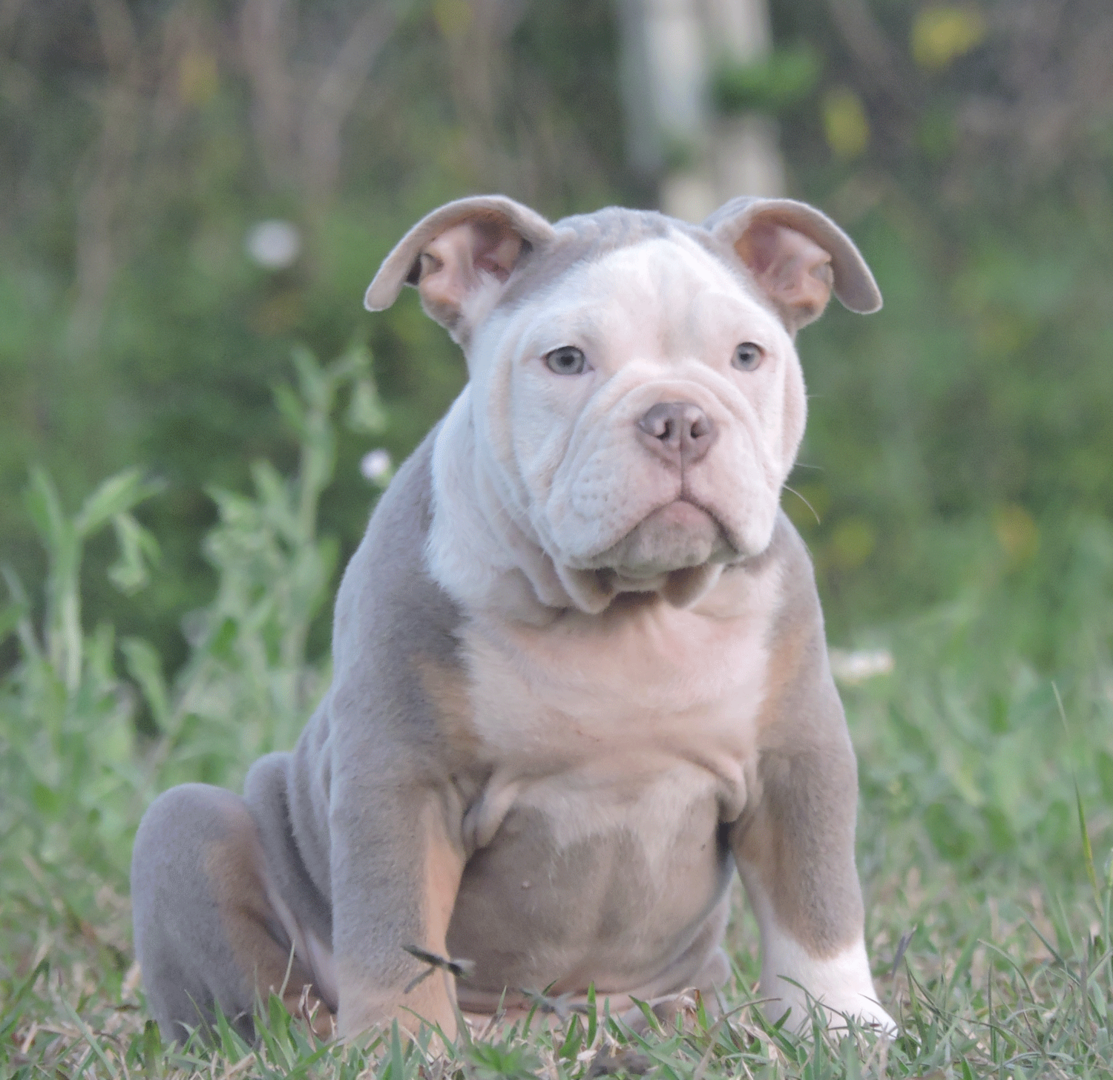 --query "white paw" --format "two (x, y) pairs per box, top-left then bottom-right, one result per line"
(761, 936), (897, 1037)
(767, 984), (896, 1037)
